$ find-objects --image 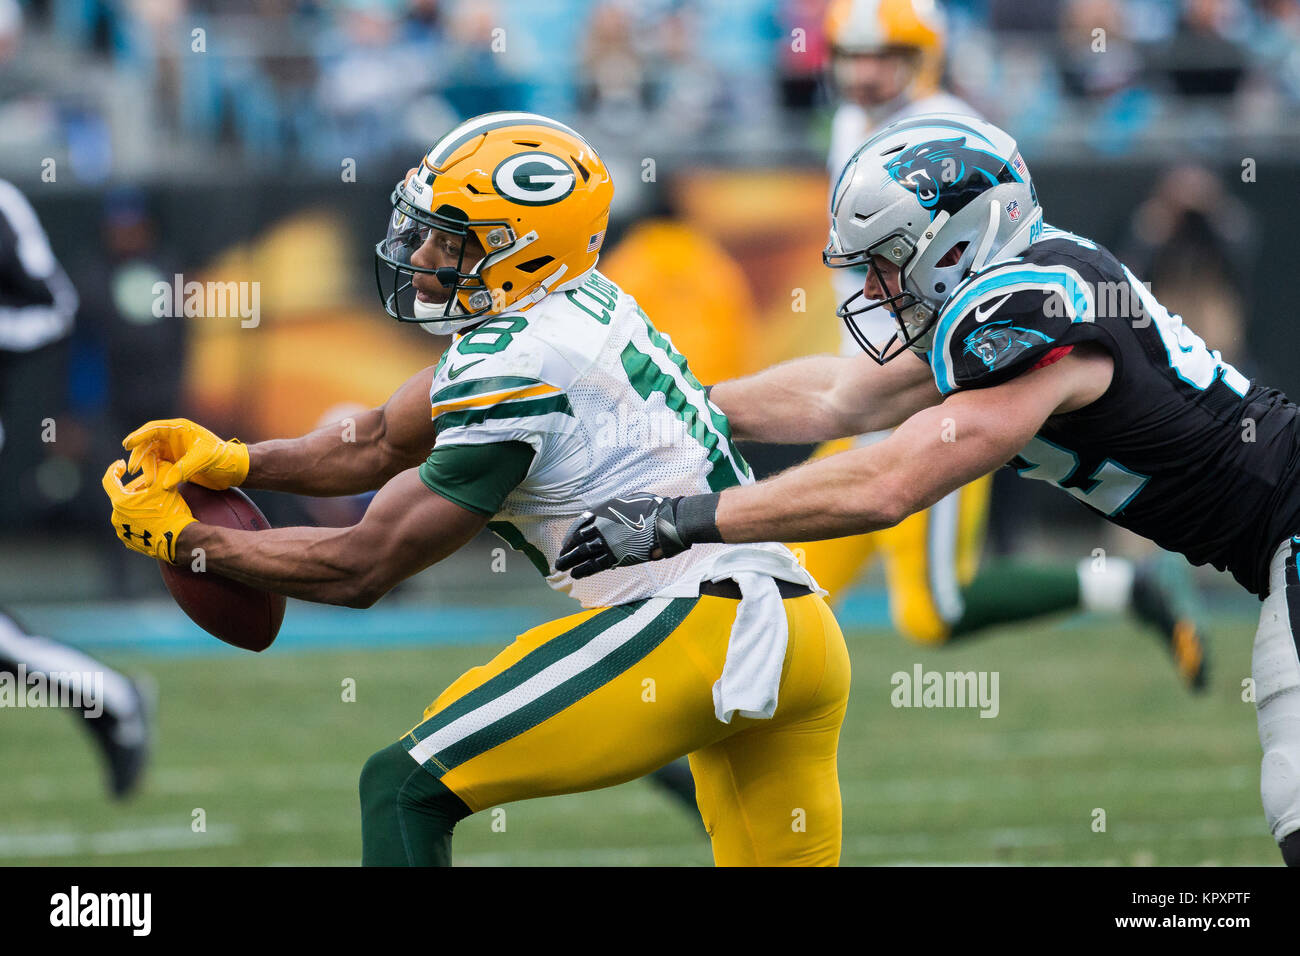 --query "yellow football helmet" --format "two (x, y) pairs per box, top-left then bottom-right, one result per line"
(825, 0), (947, 105)
(375, 111), (614, 335)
